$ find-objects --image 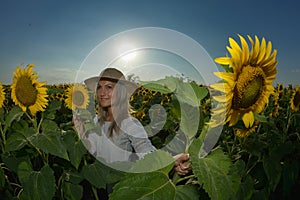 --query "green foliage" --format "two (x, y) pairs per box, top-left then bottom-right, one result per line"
(0, 80), (299, 199)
